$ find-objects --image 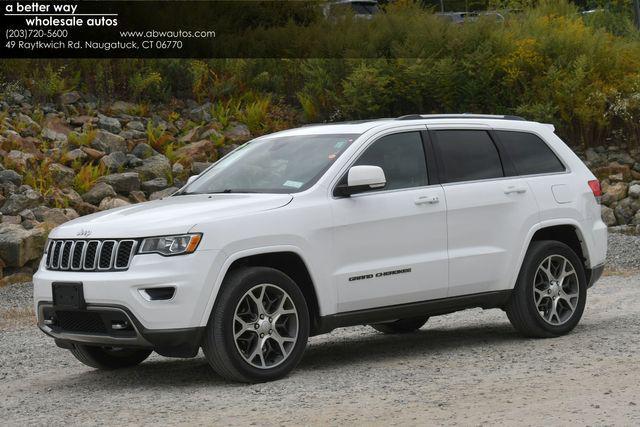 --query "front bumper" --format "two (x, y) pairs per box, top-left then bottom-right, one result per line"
(34, 249), (221, 331)
(38, 302), (204, 357)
